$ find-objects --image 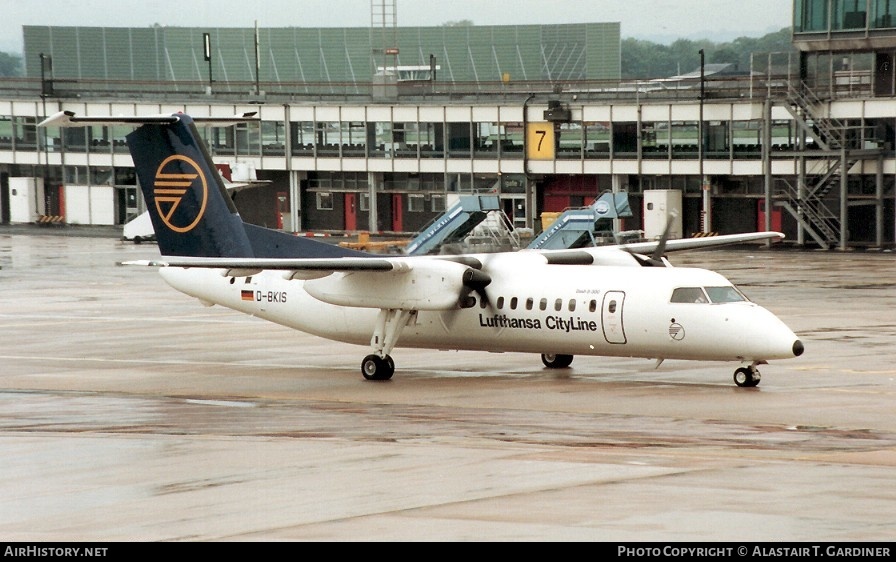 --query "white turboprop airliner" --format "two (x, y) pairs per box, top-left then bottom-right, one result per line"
(40, 111), (804, 387)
